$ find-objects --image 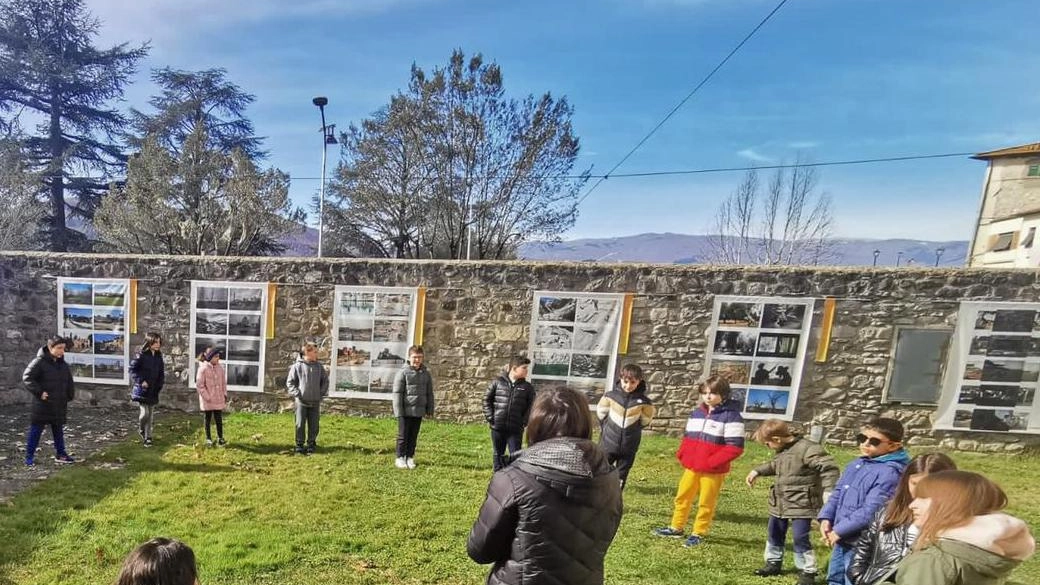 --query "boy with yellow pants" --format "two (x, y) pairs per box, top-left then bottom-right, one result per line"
(653, 375), (745, 547)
